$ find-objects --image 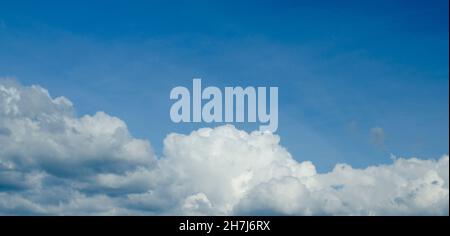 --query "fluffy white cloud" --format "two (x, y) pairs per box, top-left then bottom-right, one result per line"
(0, 79), (448, 215)
(0, 80), (155, 173)
(236, 156), (449, 215)
(154, 126), (448, 215)
(157, 126), (317, 215)
(0, 79), (156, 214)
